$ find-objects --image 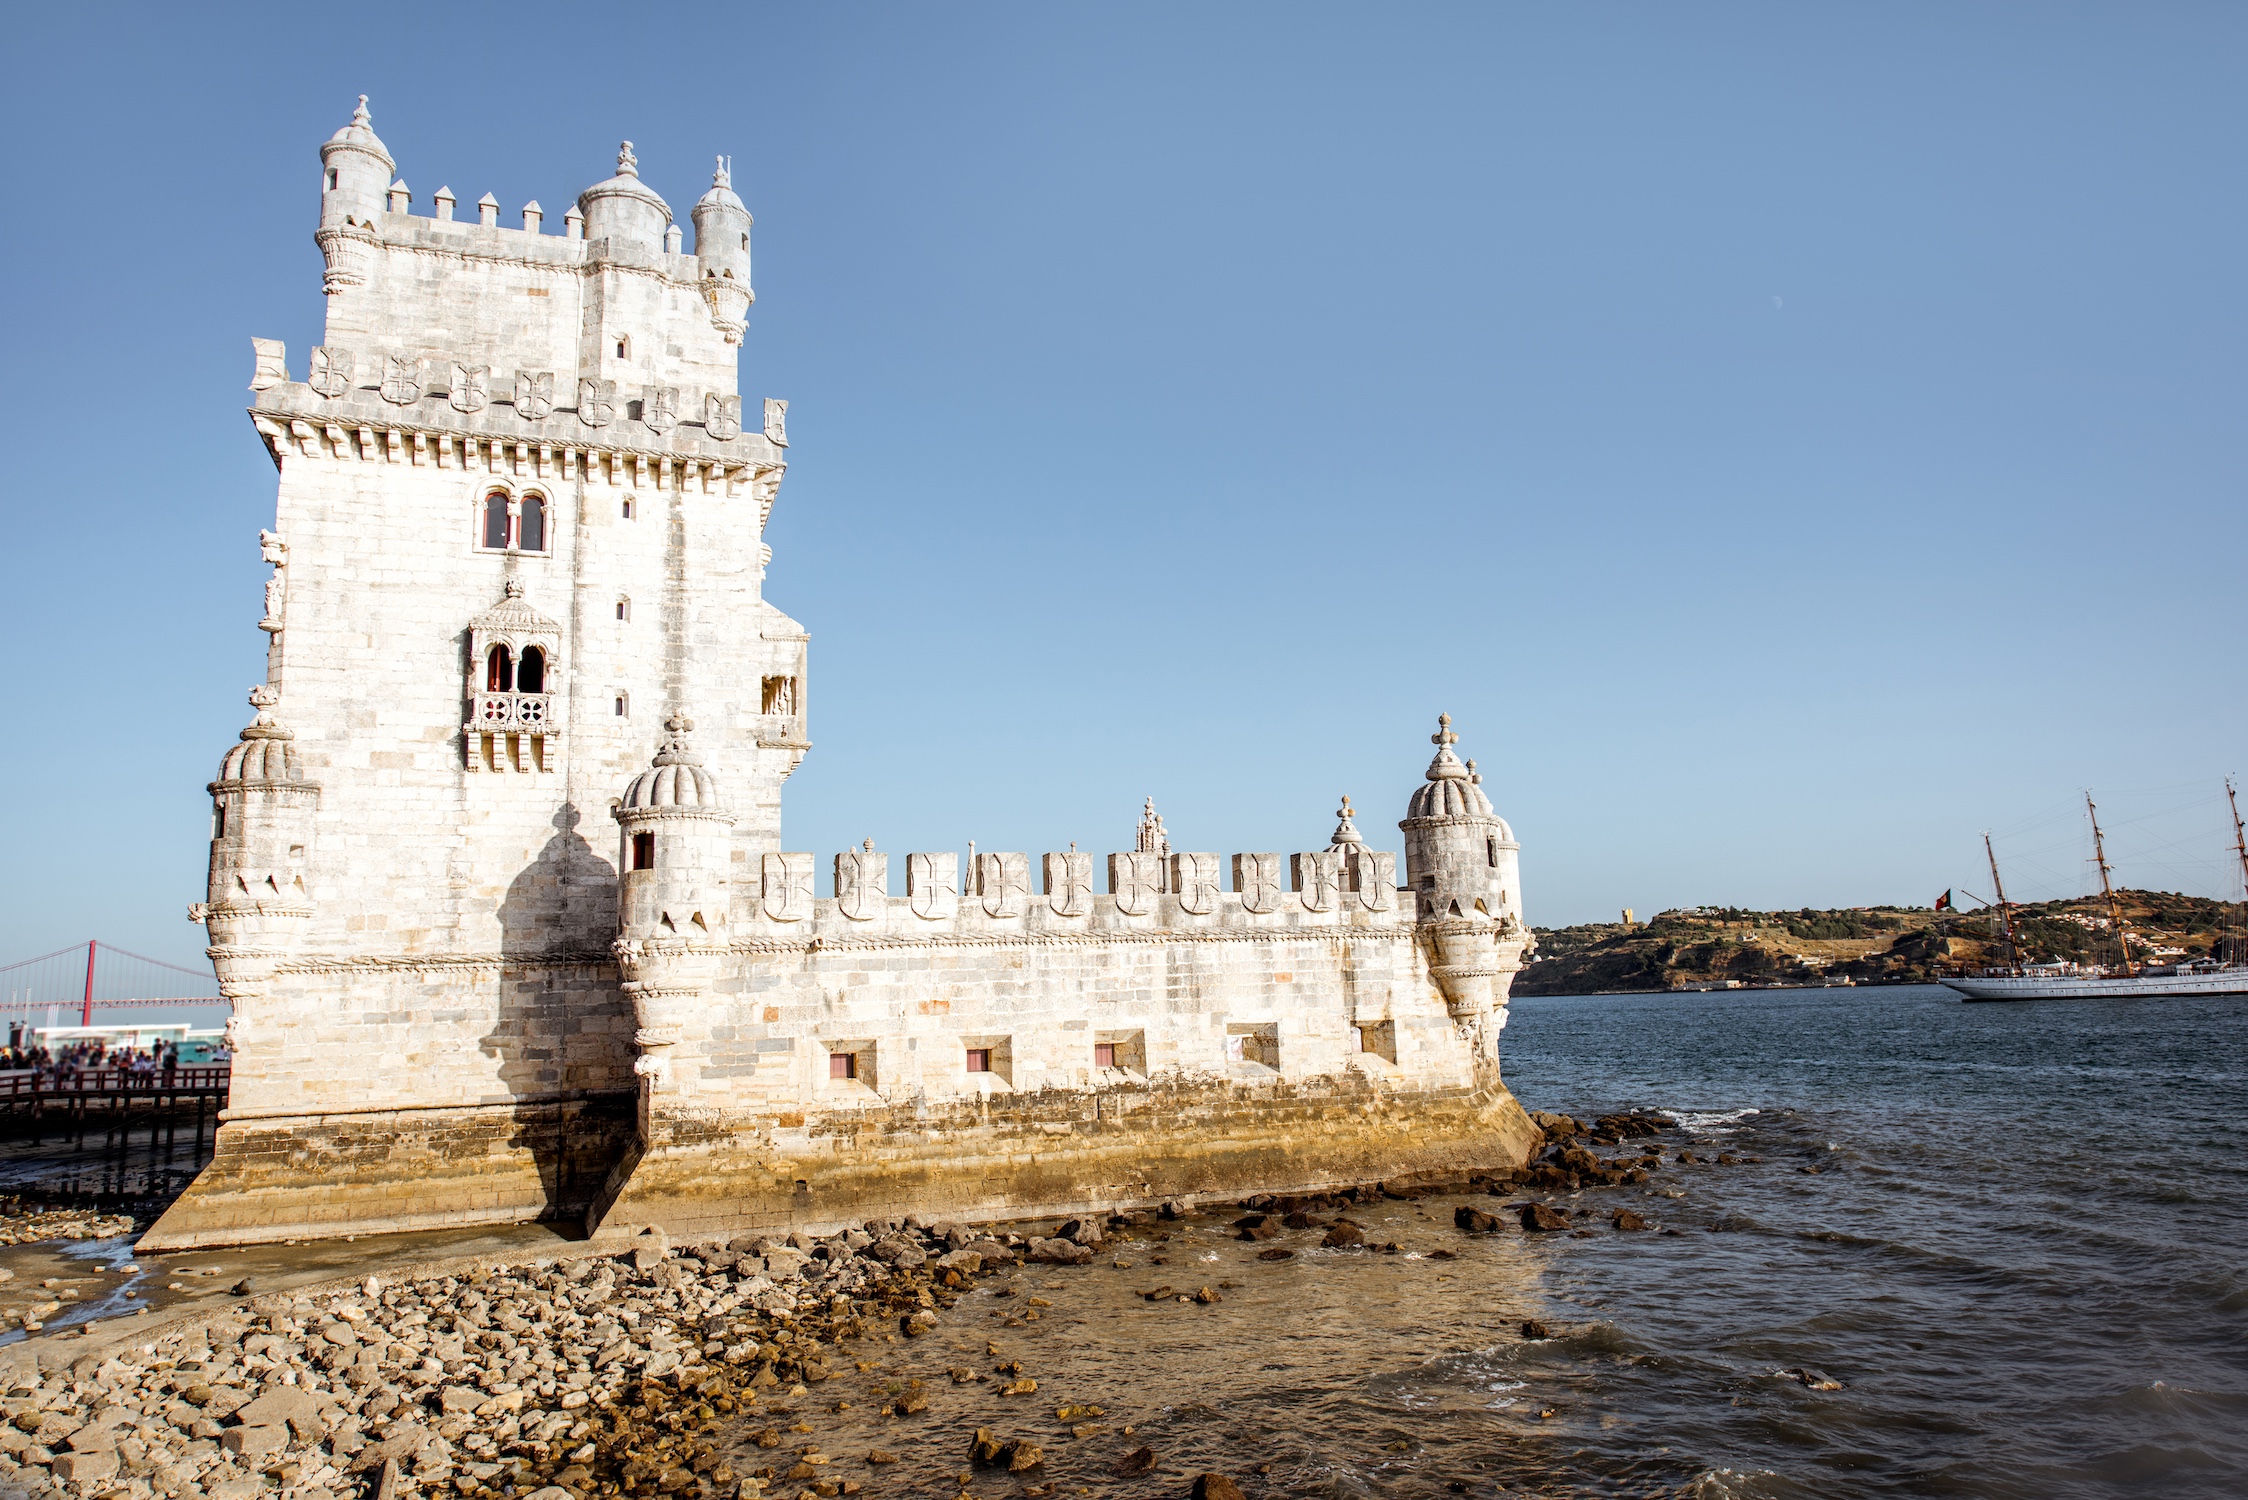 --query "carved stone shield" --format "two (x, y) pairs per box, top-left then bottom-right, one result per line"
(1293, 850), (1340, 913)
(1234, 852), (1282, 915)
(835, 848), (886, 922)
(706, 393), (742, 441)
(1173, 853), (1220, 916)
(643, 385), (680, 434)
(378, 354), (425, 405)
(449, 364), (490, 414)
(578, 378), (616, 428)
(1110, 852), (1162, 917)
(515, 370), (554, 420)
(761, 852), (813, 922)
(764, 396), (789, 446)
(1044, 852), (1092, 918)
(978, 852), (1028, 919)
(908, 853), (958, 920)
(308, 346), (353, 399)
(1353, 850), (1397, 912)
